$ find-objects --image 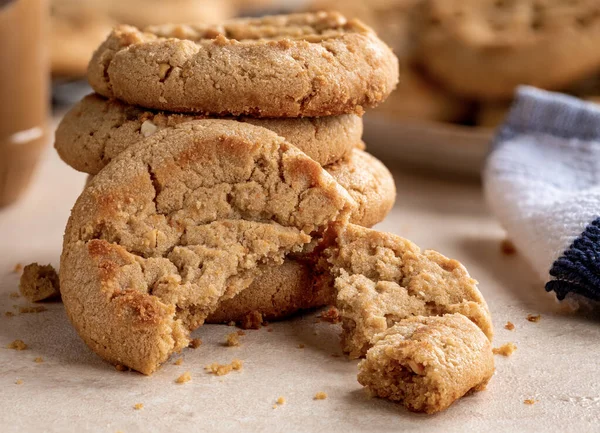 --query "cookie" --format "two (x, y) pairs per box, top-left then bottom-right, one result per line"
(417, 0), (600, 99)
(88, 12), (399, 117)
(320, 223), (493, 358)
(325, 149), (396, 228)
(60, 119), (355, 374)
(207, 259), (334, 324)
(55, 94), (363, 174)
(357, 314), (495, 414)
